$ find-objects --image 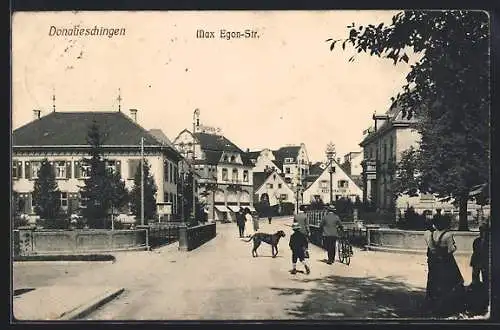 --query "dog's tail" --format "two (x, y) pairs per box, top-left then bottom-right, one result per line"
(242, 235), (254, 242)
